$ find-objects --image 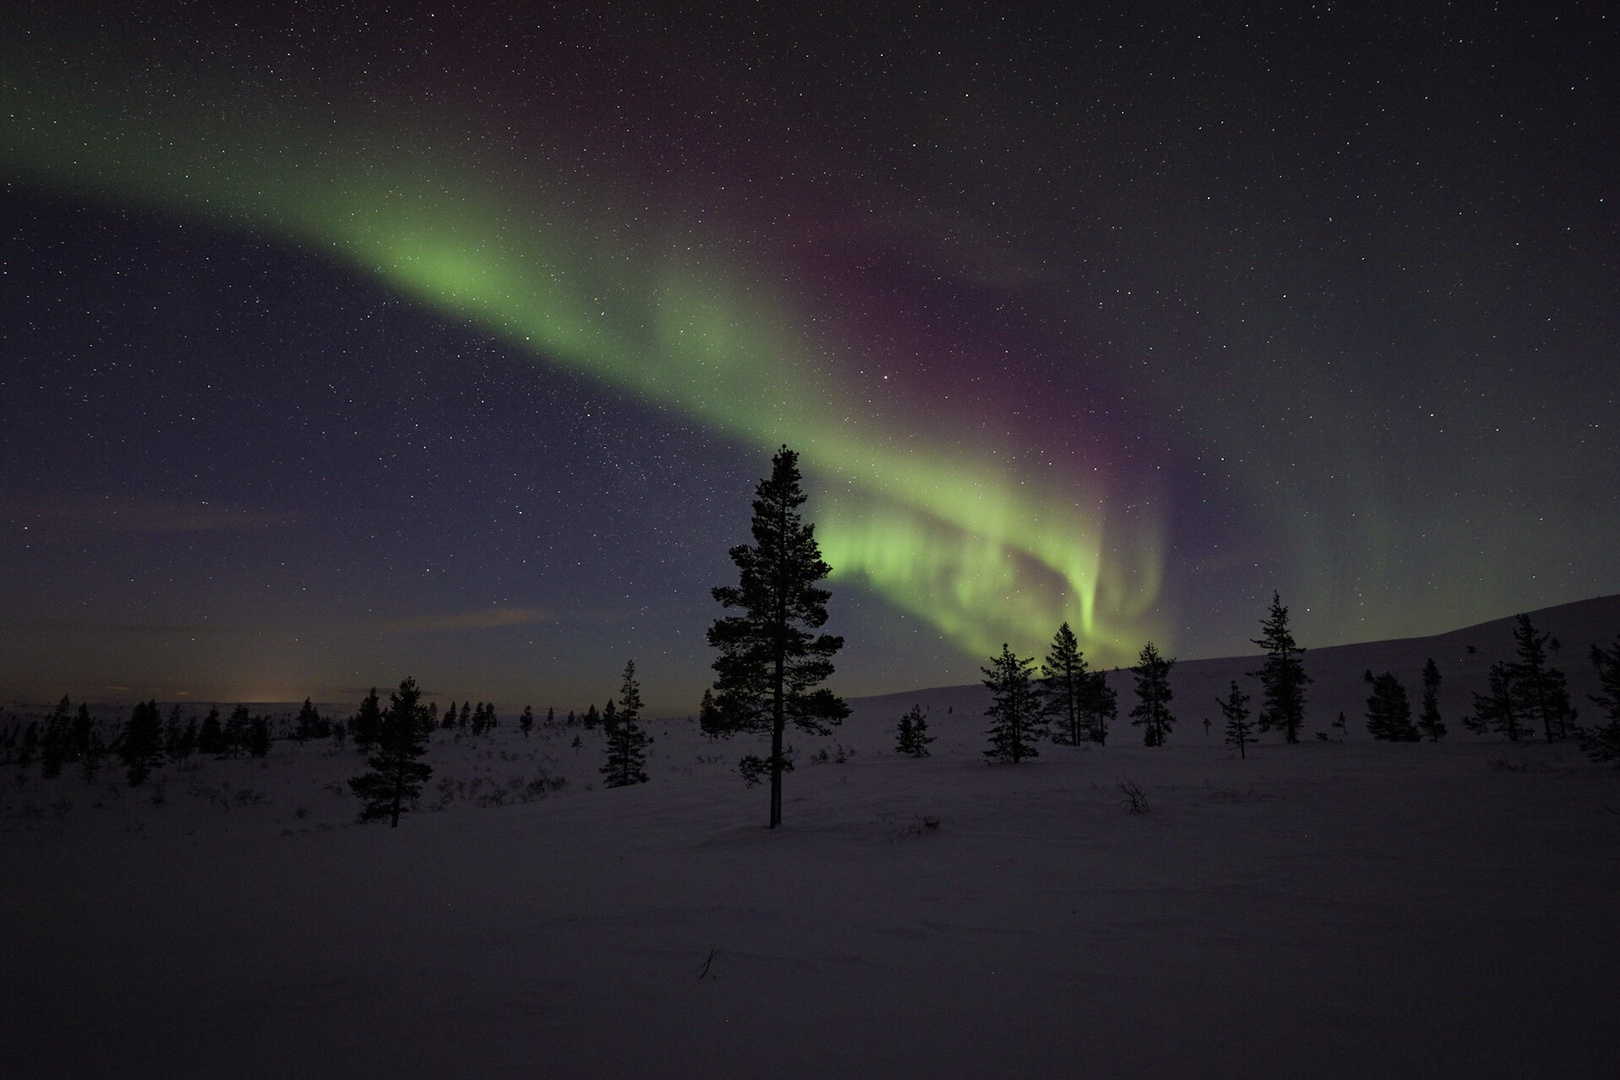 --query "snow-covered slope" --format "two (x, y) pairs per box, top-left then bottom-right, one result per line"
(4, 595), (1619, 1078)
